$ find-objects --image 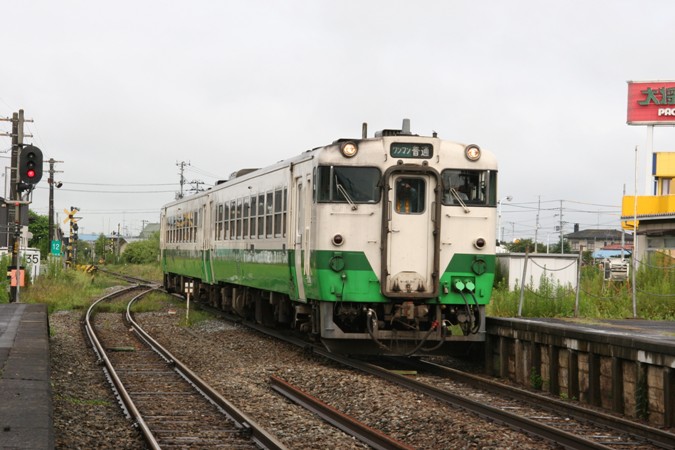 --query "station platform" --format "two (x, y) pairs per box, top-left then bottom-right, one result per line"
(491, 316), (675, 347)
(485, 316), (675, 427)
(0, 303), (53, 449)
